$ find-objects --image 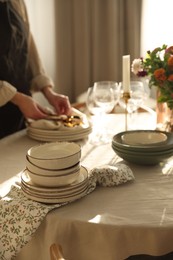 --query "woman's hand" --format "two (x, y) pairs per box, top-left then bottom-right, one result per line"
(42, 86), (72, 115)
(11, 92), (49, 120)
